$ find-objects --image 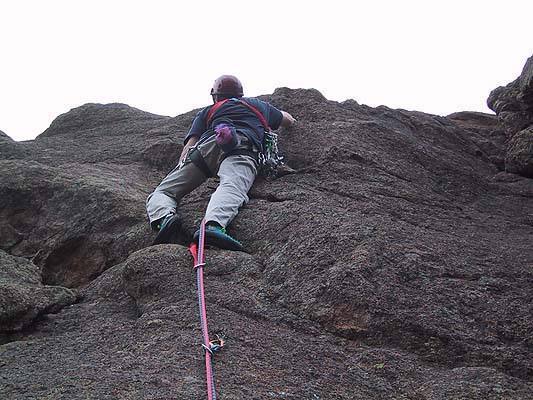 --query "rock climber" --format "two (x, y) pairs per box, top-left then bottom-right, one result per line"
(146, 75), (296, 251)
